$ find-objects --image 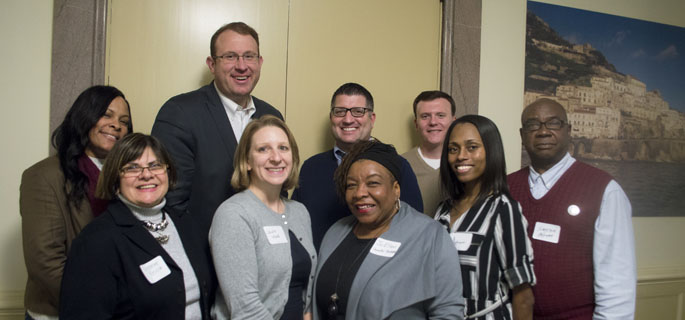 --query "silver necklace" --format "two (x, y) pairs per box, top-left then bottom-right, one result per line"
(142, 212), (169, 244)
